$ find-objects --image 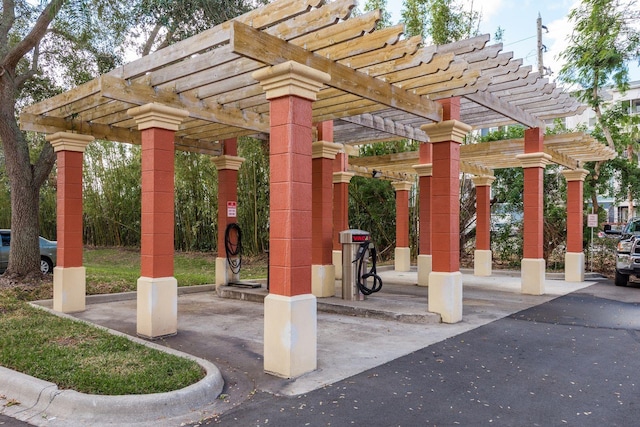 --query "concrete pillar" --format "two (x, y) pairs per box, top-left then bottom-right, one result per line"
(421, 98), (471, 323)
(312, 127), (342, 297)
(212, 139), (245, 286)
(332, 153), (353, 280)
(561, 168), (589, 282)
(253, 61), (330, 378)
(472, 175), (496, 276)
(516, 127), (552, 295)
(127, 102), (188, 339)
(47, 132), (94, 313)
(412, 143), (432, 287)
(392, 181), (413, 272)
